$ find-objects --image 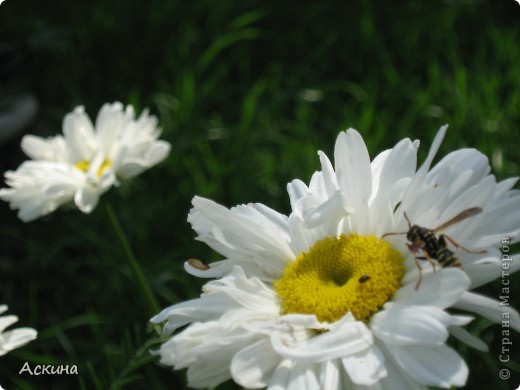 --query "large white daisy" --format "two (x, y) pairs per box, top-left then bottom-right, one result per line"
(151, 127), (520, 389)
(0, 305), (37, 356)
(0, 102), (171, 222)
